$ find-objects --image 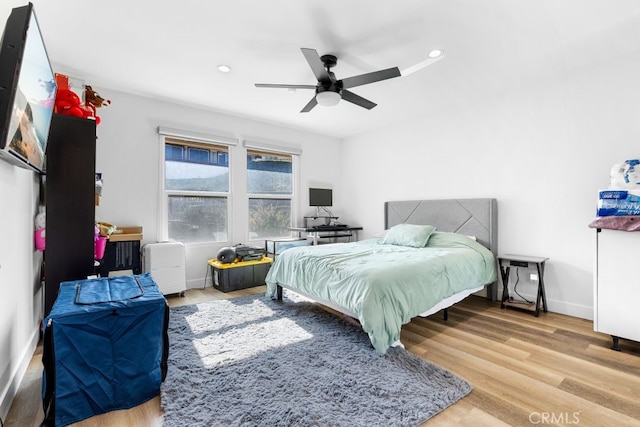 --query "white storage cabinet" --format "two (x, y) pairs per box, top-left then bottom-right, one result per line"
(594, 228), (640, 350)
(143, 242), (187, 296)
